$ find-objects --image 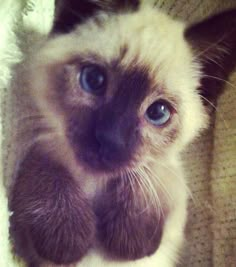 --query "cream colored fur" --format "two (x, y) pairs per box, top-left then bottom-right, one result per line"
(10, 6), (209, 267)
